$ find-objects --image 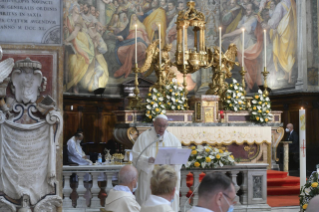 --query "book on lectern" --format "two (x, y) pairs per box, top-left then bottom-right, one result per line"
(154, 147), (191, 165)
